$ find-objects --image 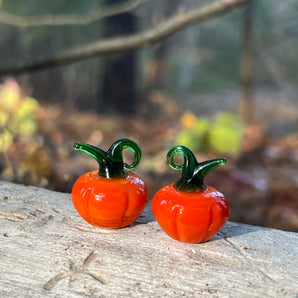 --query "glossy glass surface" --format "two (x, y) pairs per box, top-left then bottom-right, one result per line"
(72, 171), (148, 228)
(151, 184), (229, 243)
(167, 145), (226, 191)
(74, 138), (142, 179)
